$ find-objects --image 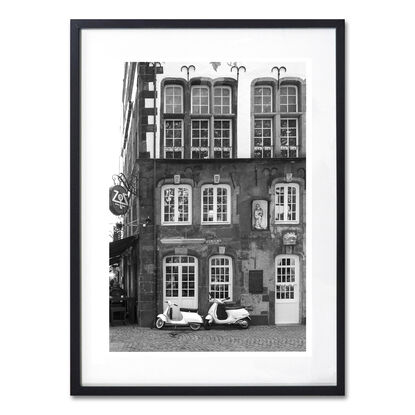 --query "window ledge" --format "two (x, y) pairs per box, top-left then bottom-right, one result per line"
(161, 222), (192, 226)
(201, 222), (232, 226)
